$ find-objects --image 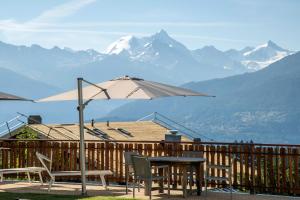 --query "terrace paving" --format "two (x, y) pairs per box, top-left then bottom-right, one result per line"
(0, 181), (298, 200)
